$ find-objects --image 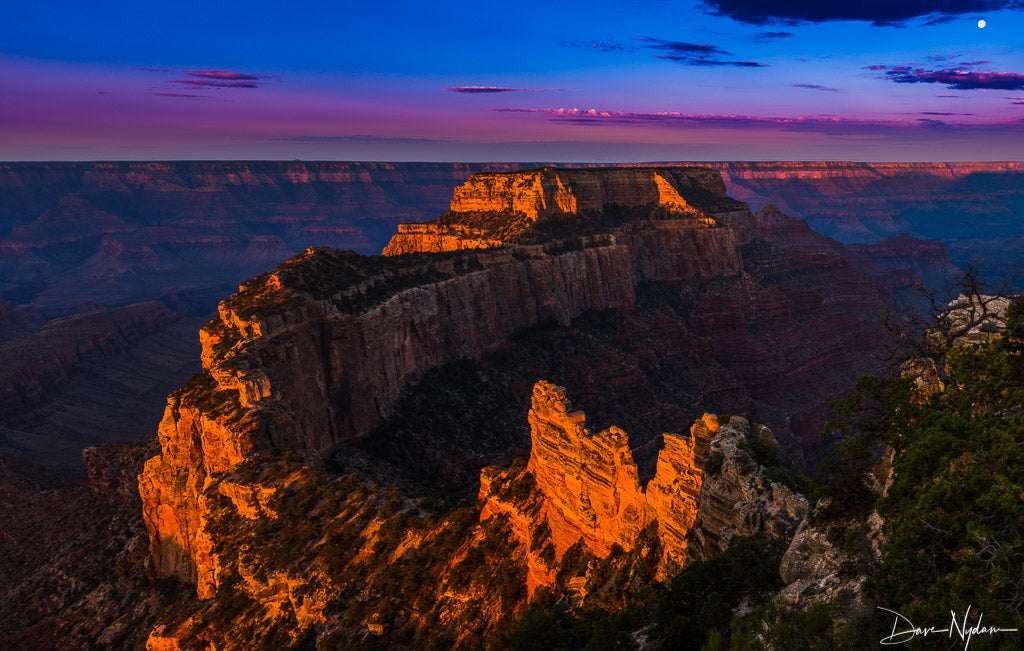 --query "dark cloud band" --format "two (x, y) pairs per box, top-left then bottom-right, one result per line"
(872, 64), (1024, 90)
(446, 86), (559, 93)
(793, 83), (841, 92)
(171, 79), (261, 89)
(701, 1), (1019, 26)
(640, 37), (765, 67)
(167, 69), (270, 90)
(184, 70), (265, 81)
